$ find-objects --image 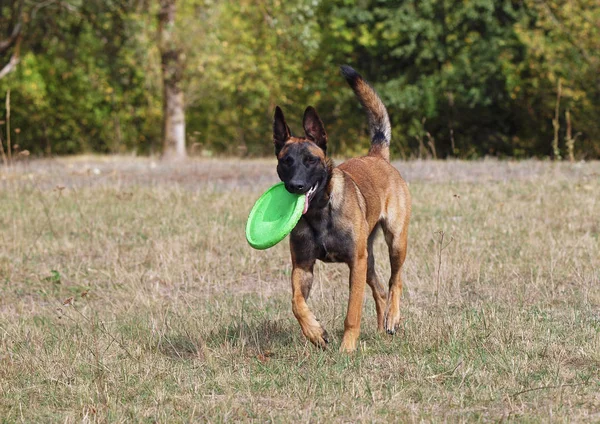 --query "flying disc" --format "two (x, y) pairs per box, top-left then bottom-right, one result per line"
(246, 182), (305, 250)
